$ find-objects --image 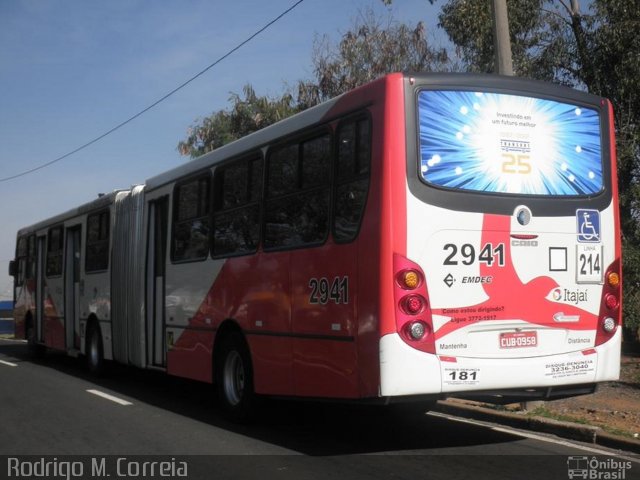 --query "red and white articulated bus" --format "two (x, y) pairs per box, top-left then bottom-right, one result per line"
(10, 73), (621, 418)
